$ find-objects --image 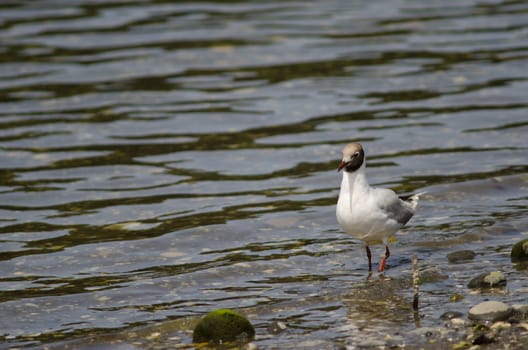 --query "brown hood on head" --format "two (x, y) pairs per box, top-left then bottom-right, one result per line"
(337, 143), (364, 173)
